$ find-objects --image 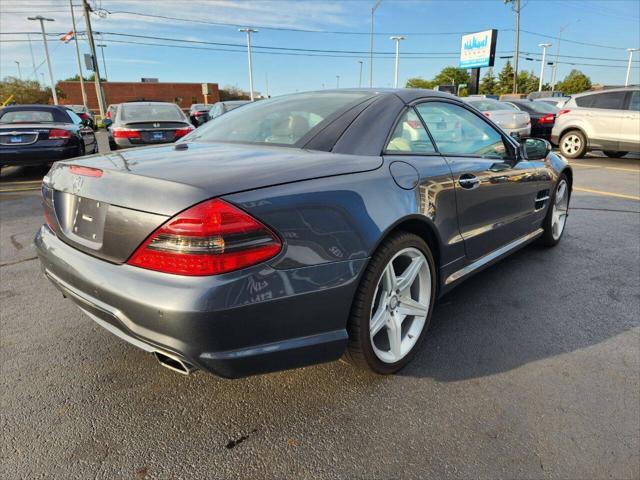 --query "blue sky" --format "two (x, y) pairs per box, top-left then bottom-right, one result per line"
(1, 0), (639, 96)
